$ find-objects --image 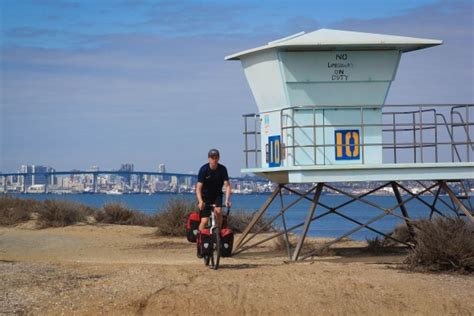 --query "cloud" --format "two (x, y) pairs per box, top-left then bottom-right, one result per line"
(4, 27), (57, 38)
(1, 34), (264, 173)
(1, 0), (472, 174)
(333, 0), (473, 103)
(122, 1), (256, 35)
(24, 0), (80, 9)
